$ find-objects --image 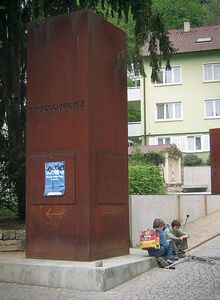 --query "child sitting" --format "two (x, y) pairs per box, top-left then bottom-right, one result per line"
(147, 218), (174, 268)
(164, 219), (190, 259)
